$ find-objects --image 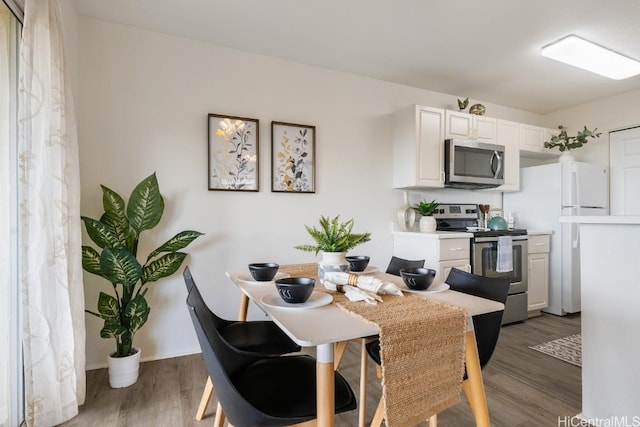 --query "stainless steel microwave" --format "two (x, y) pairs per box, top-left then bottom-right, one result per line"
(444, 139), (504, 189)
